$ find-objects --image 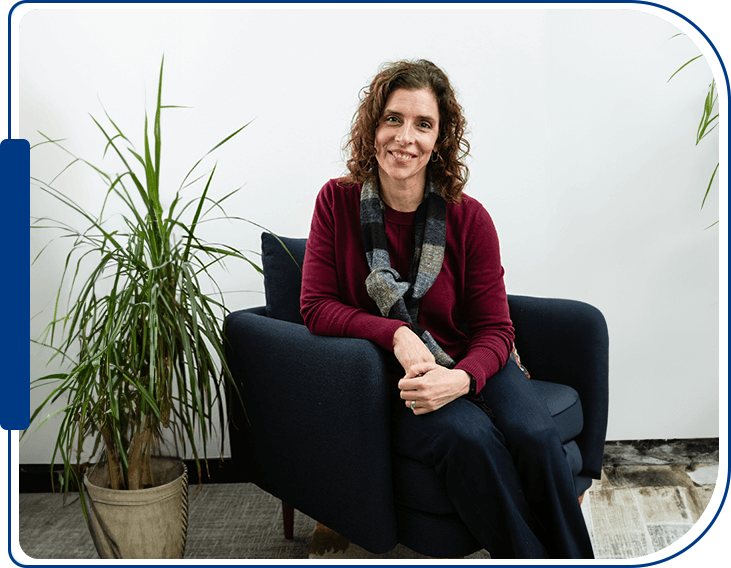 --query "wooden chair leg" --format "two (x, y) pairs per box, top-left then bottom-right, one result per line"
(578, 491), (586, 506)
(282, 500), (294, 539)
